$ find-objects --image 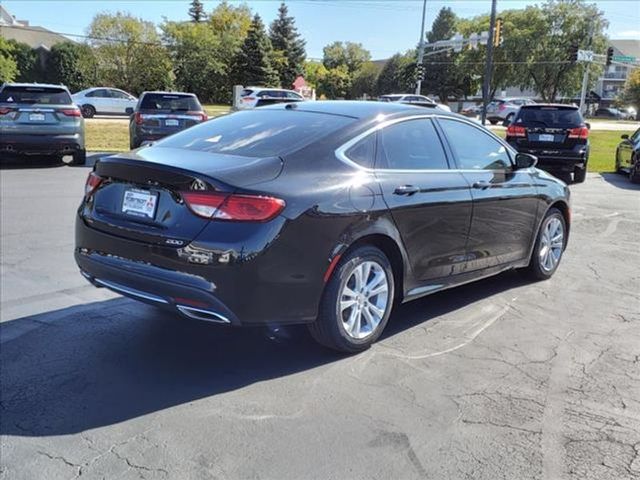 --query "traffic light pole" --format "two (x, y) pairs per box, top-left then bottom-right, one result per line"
(579, 21), (594, 114)
(415, 0), (427, 95)
(481, 0), (498, 126)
